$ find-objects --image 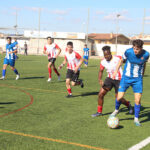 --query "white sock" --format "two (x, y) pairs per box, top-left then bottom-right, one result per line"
(134, 117), (139, 122)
